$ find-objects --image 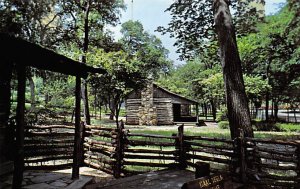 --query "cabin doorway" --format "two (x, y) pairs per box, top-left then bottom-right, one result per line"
(173, 104), (181, 122)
